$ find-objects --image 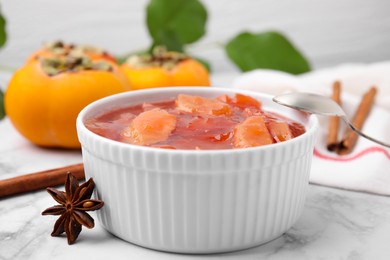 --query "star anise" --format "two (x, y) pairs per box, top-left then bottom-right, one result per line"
(42, 172), (104, 245)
